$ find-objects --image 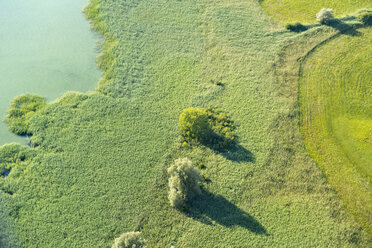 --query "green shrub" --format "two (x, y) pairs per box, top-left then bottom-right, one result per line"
(179, 107), (236, 150)
(205, 108), (236, 150)
(285, 22), (307, 32)
(167, 158), (202, 210)
(357, 11), (372, 25)
(5, 94), (47, 135)
(112, 231), (146, 248)
(179, 108), (211, 144)
(316, 8), (334, 24)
